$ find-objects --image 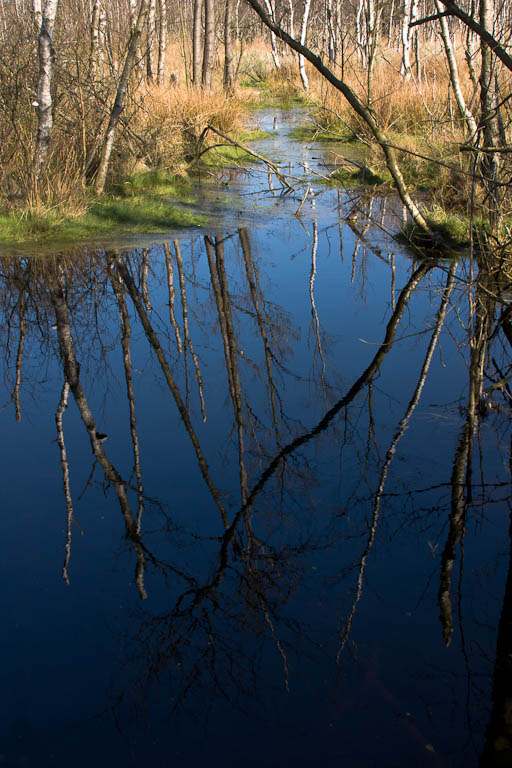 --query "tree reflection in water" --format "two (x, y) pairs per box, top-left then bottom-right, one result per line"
(1, 215), (512, 765)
